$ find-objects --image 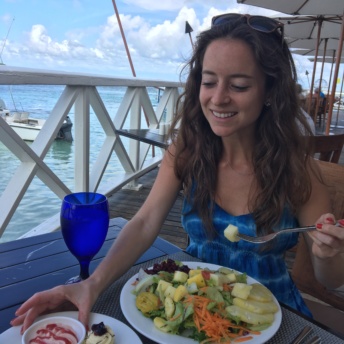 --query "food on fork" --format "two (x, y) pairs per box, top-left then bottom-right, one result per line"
(84, 322), (115, 344)
(224, 224), (240, 242)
